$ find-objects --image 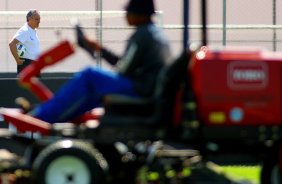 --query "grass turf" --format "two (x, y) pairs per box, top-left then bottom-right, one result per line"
(220, 165), (261, 184)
